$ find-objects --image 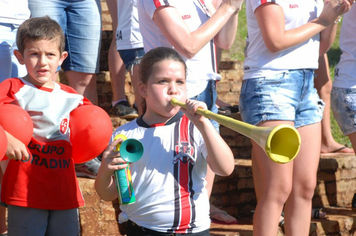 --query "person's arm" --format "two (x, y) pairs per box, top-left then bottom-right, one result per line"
(95, 138), (128, 201)
(319, 19), (339, 55)
(152, 0), (243, 59)
(4, 131), (29, 161)
(182, 99), (234, 176)
(106, 0), (118, 33)
(255, 0), (351, 53)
